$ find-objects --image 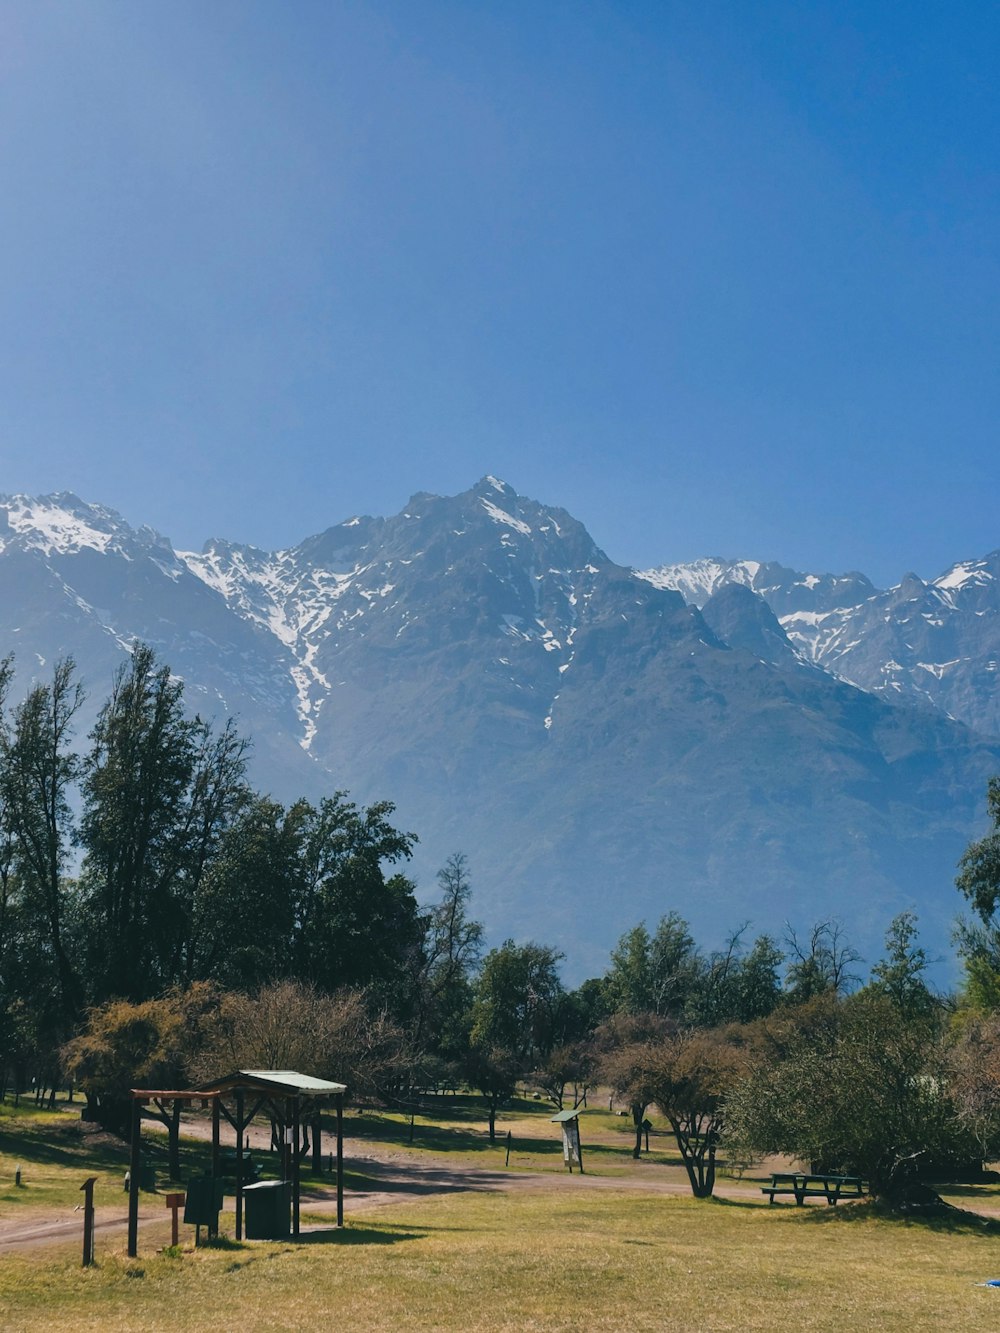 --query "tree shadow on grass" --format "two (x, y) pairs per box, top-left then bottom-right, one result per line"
(304, 1156), (520, 1203)
(704, 1190), (1000, 1234)
(705, 1196), (769, 1210)
(798, 1198), (1000, 1235)
(937, 1182), (1000, 1202)
(0, 1124), (128, 1174)
(348, 1117), (514, 1155)
(295, 1223), (425, 1246)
